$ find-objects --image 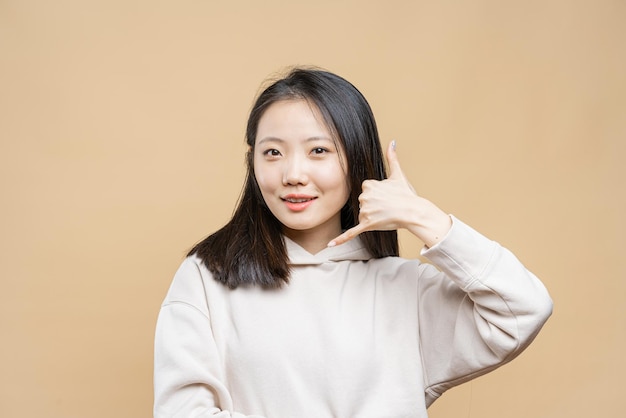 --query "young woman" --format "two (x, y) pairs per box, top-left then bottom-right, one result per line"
(154, 68), (553, 418)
